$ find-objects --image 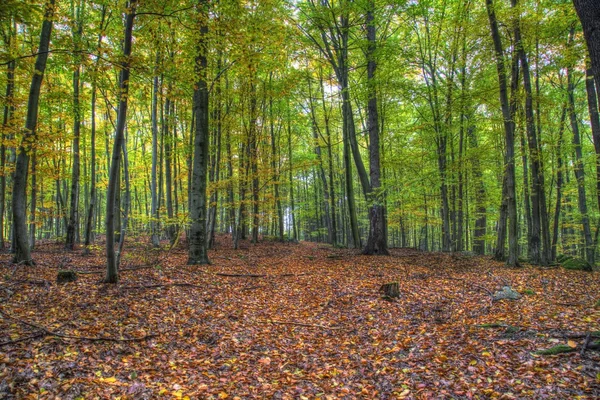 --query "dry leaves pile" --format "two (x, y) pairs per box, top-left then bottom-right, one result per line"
(1, 236), (599, 399)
